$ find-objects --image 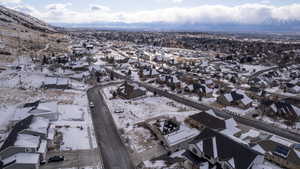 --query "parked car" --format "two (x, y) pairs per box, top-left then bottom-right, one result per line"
(89, 102), (95, 108)
(40, 160), (46, 165)
(48, 156), (64, 163)
(114, 108), (124, 113)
